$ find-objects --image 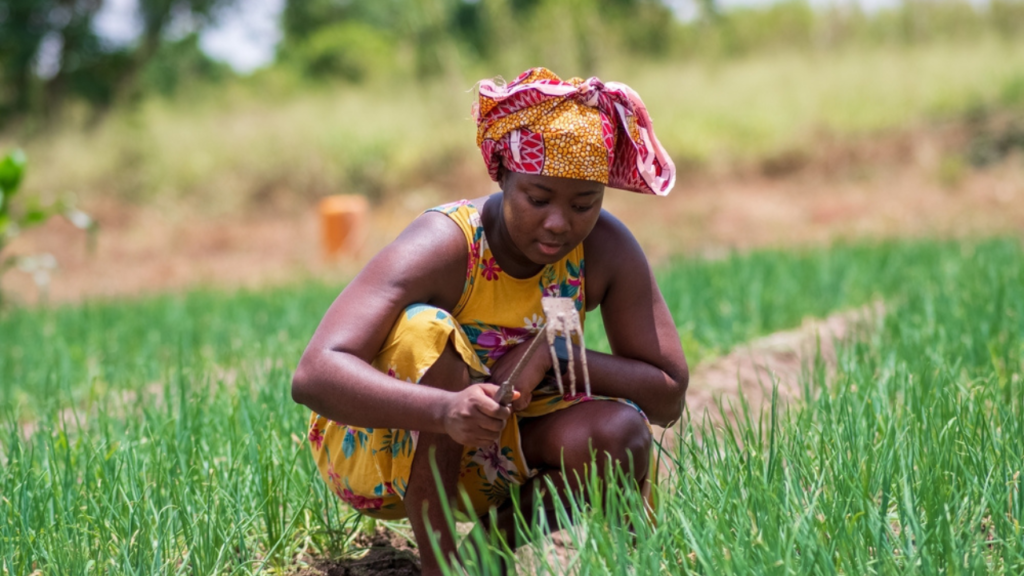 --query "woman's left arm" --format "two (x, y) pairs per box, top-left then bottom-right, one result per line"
(577, 212), (689, 427)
